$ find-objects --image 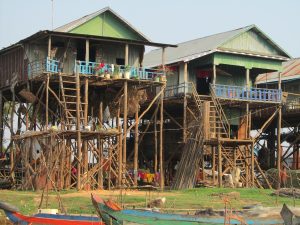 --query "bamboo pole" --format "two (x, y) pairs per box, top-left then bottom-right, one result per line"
(251, 142), (255, 187)
(117, 106), (122, 187)
(154, 112), (158, 173)
(122, 81), (128, 186)
(133, 108), (139, 186)
(98, 102), (103, 189)
(75, 71), (82, 190)
(212, 146), (215, 185)
(10, 88), (16, 181)
(217, 139), (222, 187)
(83, 78), (89, 189)
(45, 74), (49, 130)
(159, 88), (164, 190)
